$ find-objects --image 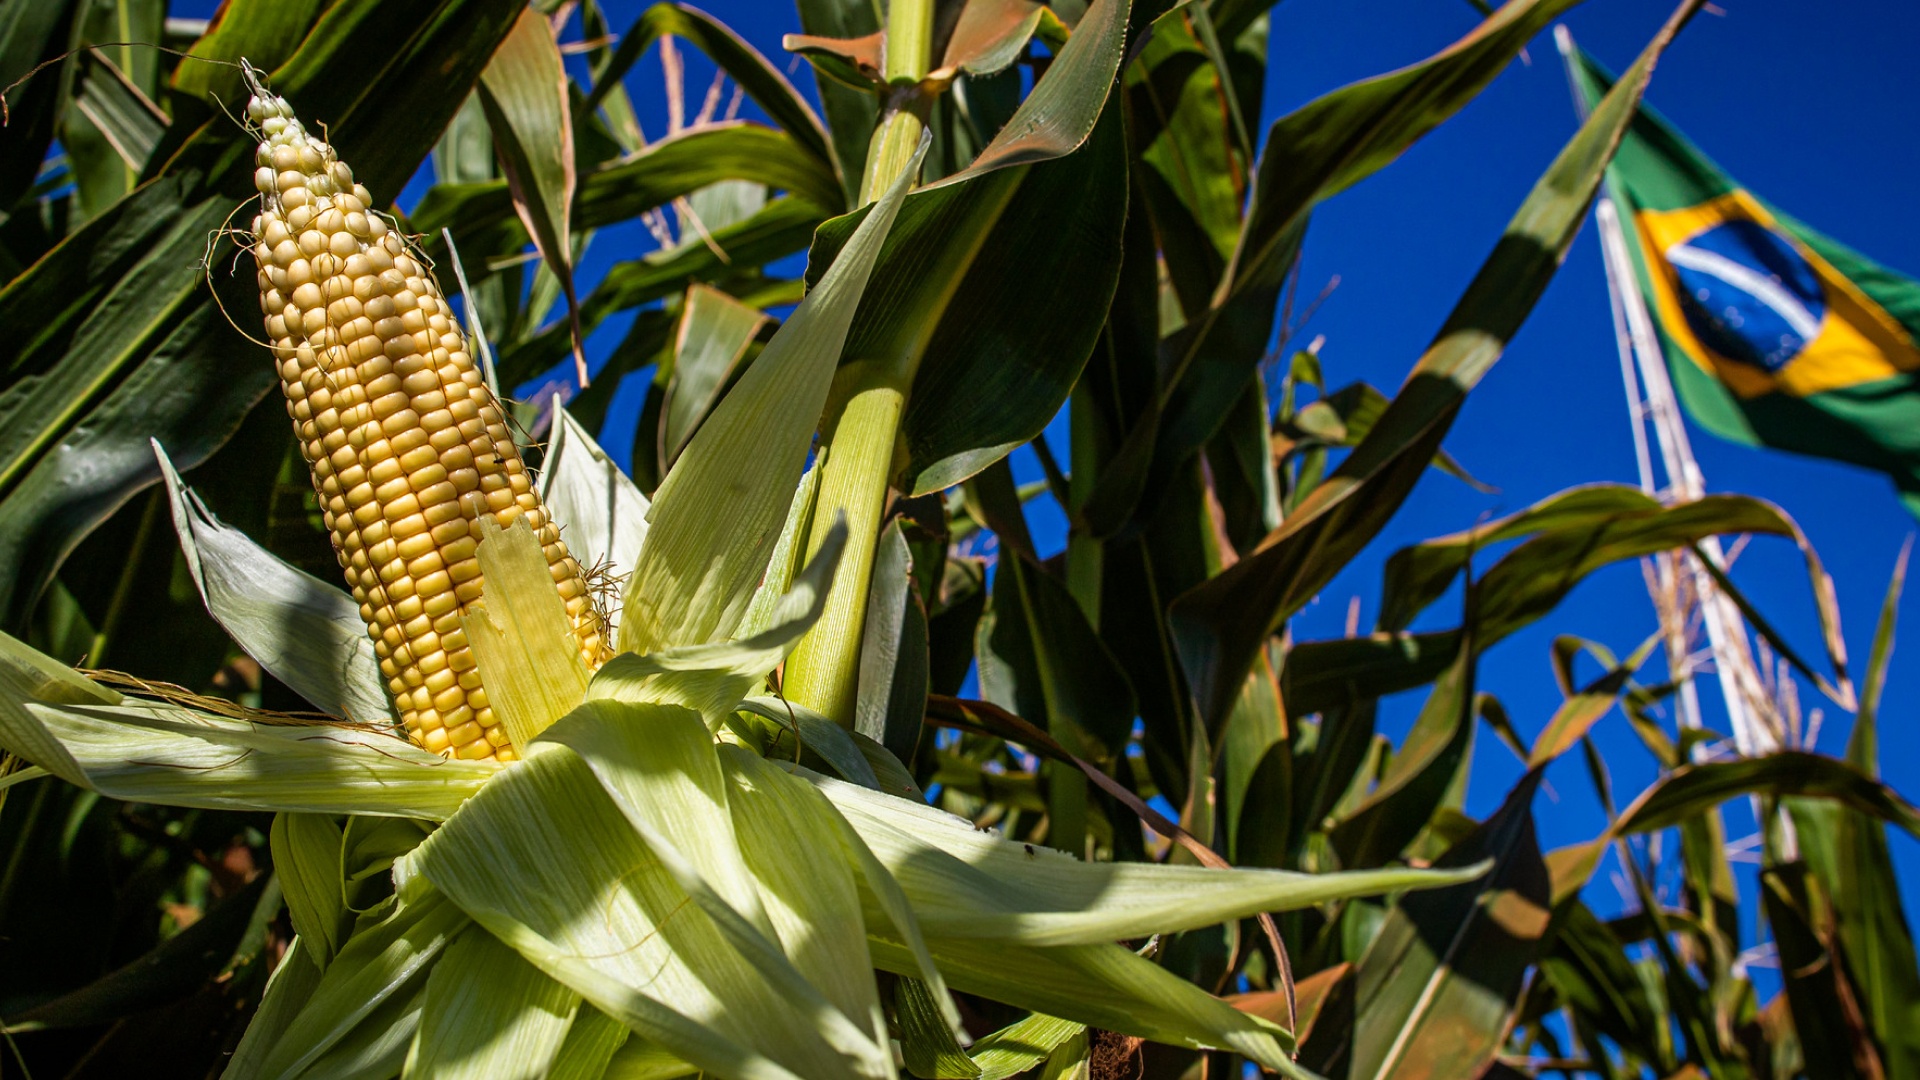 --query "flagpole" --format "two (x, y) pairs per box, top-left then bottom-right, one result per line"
(1553, 28), (1782, 766)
